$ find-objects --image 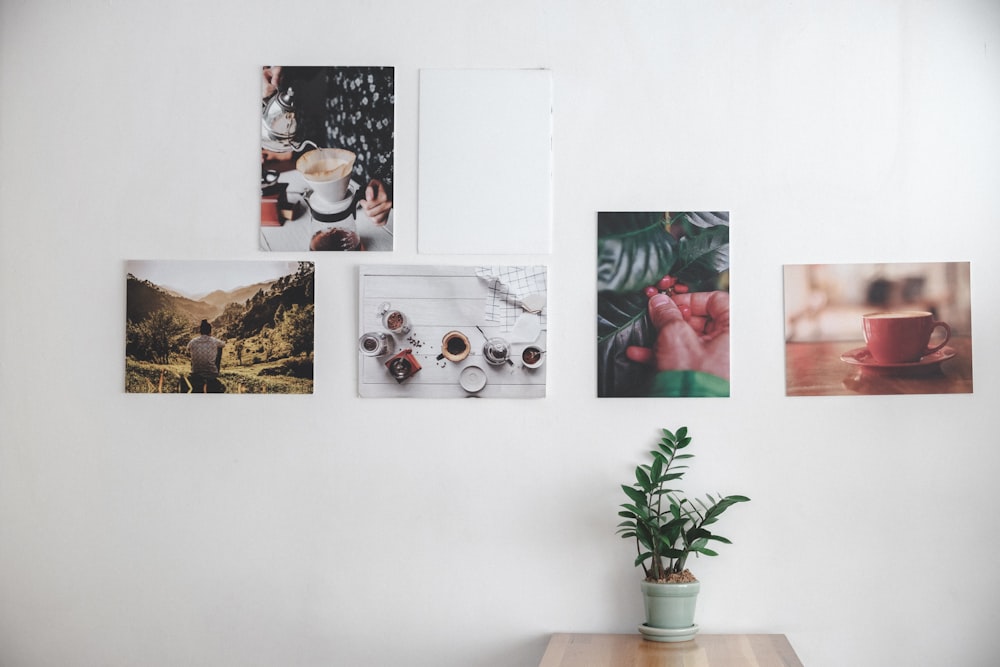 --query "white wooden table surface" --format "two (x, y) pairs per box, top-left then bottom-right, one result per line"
(259, 169), (394, 252)
(358, 265), (547, 398)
